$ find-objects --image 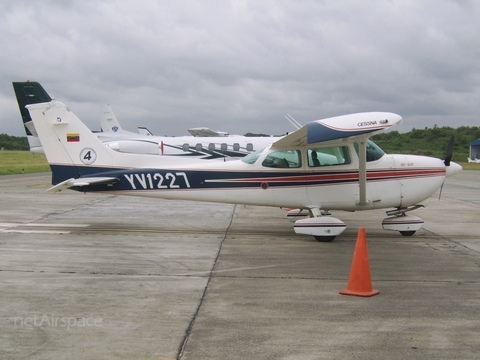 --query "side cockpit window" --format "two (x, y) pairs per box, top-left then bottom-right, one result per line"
(262, 150), (302, 168)
(308, 146), (351, 167)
